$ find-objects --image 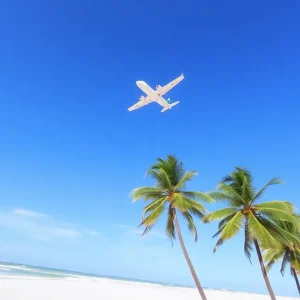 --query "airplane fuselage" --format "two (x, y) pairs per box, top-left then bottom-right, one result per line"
(136, 81), (172, 109)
